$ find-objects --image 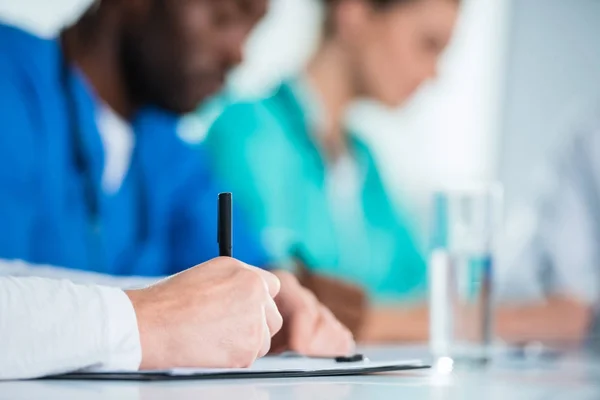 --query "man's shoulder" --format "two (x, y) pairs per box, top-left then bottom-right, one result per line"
(0, 23), (61, 107)
(0, 24), (60, 178)
(0, 22), (45, 43)
(0, 23), (57, 66)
